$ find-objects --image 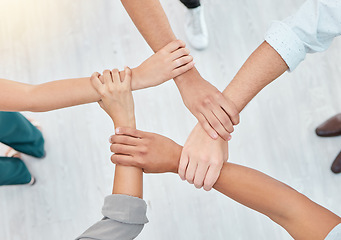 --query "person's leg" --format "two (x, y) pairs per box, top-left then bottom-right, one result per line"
(0, 156), (33, 185)
(179, 0), (208, 50)
(0, 112), (45, 158)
